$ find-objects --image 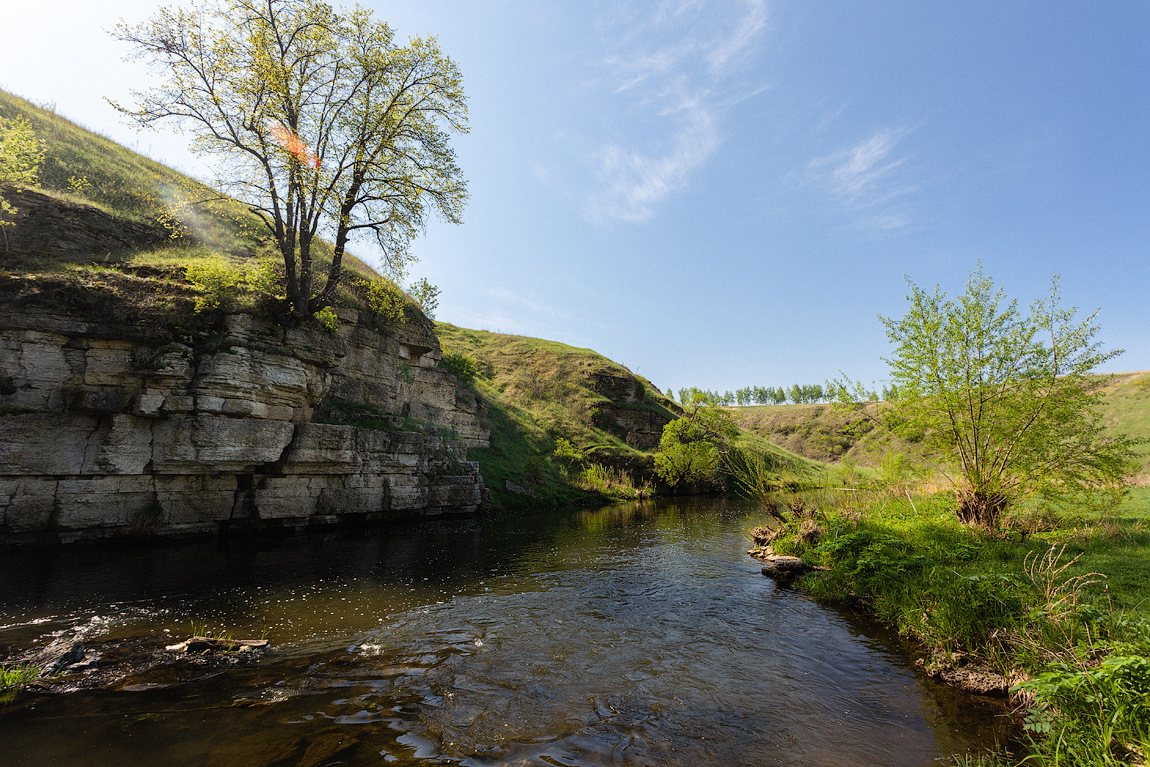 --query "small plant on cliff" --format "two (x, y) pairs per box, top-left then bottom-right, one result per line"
(0, 115), (45, 245)
(66, 174), (92, 194)
(442, 347), (478, 384)
(358, 277), (408, 326)
(185, 258), (247, 313)
(314, 305), (339, 334)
